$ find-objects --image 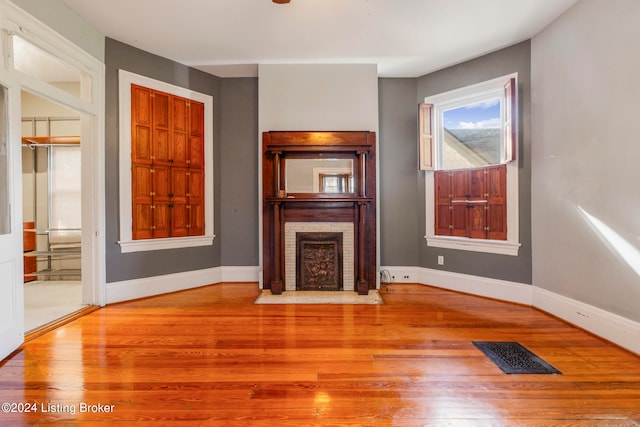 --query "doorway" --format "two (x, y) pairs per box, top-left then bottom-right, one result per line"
(21, 92), (86, 332)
